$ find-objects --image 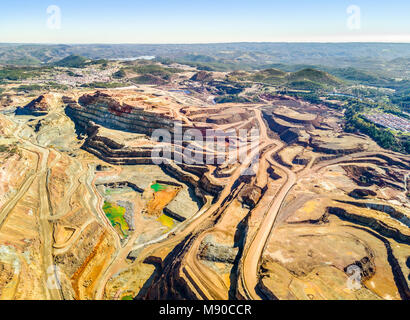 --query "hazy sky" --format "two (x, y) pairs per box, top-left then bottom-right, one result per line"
(0, 0), (409, 43)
